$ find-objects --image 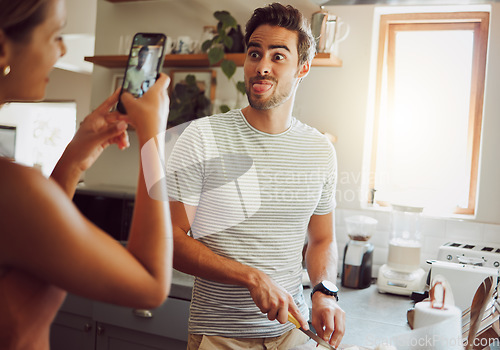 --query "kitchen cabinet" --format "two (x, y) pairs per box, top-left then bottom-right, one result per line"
(72, 188), (135, 241)
(50, 188), (191, 349)
(50, 294), (189, 350)
(95, 323), (186, 350)
(93, 297), (189, 340)
(84, 52), (342, 68)
(50, 313), (95, 350)
(50, 295), (95, 350)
